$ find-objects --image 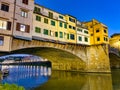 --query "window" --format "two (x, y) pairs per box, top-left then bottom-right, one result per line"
(34, 7), (41, 14)
(59, 15), (63, 19)
(97, 37), (100, 41)
(49, 12), (53, 19)
(104, 37), (106, 41)
(36, 16), (41, 21)
(21, 10), (28, 18)
(35, 27), (41, 33)
(70, 34), (75, 40)
(77, 28), (82, 32)
(79, 36), (82, 41)
(84, 37), (88, 42)
(73, 27), (76, 30)
(104, 30), (107, 33)
(22, 0), (28, 5)
(55, 32), (58, 37)
(67, 34), (69, 39)
(43, 29), (49, 35)
(59, 32), (63, 38)
(51, 20), (55, 26)
(64, 33), (67, 39)
(0, 36), (4, 46)
(69, 17), (75, 23)
(64, 23), (67, 29)
(0, 20), (11, 30)
(44, 18), (48, 24)
(59, 22), (63, 27)
(91, 34), (93, 36)
(1, 4), (9, 12)
(106, 38), (108, 41)
(20, 24), (26, 32)
(50, 30), (54, 36)
(84, 30), (88, 34)
(16, 23), (30, 33)
(69, 25), (72, 29)
(0, 20), (7, 29)
(96, 30), (99, 33)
